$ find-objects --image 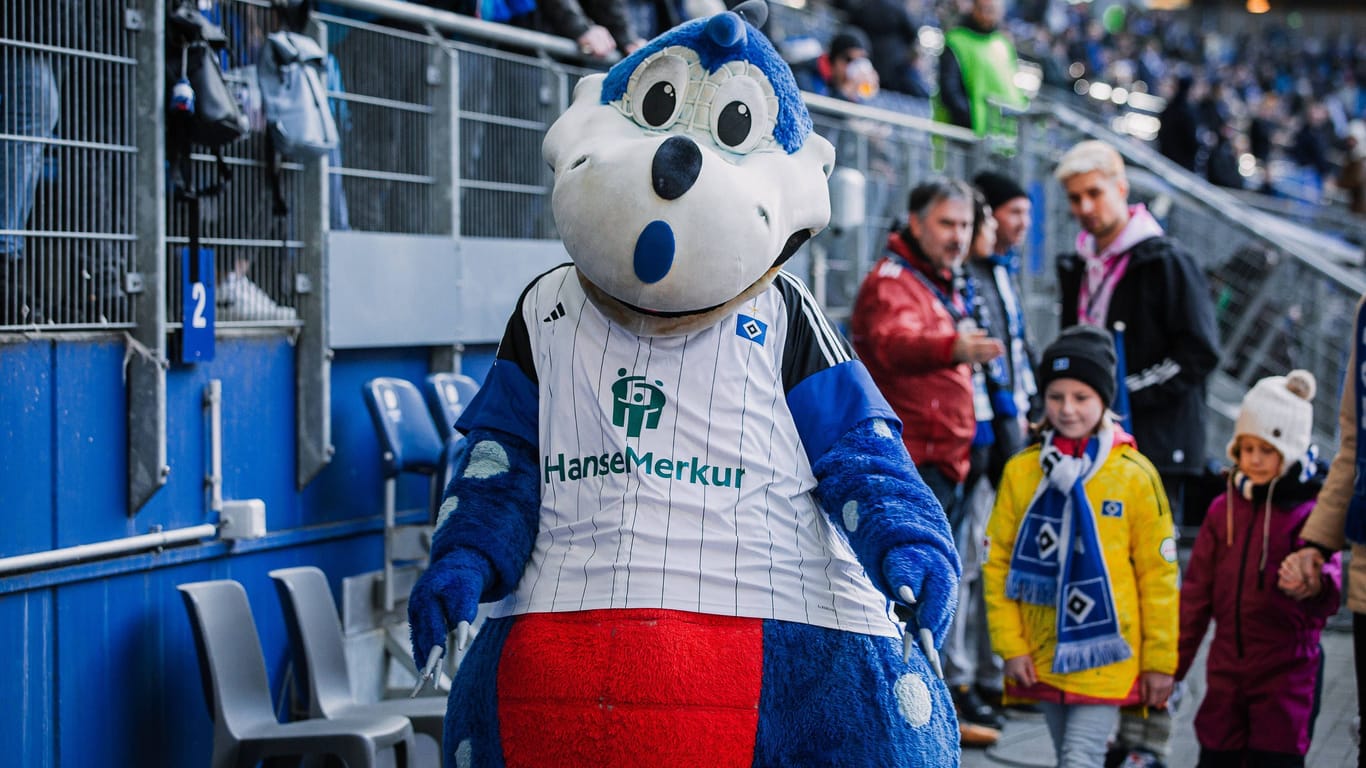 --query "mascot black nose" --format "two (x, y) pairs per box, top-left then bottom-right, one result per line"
(651, 136), (702, 201)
